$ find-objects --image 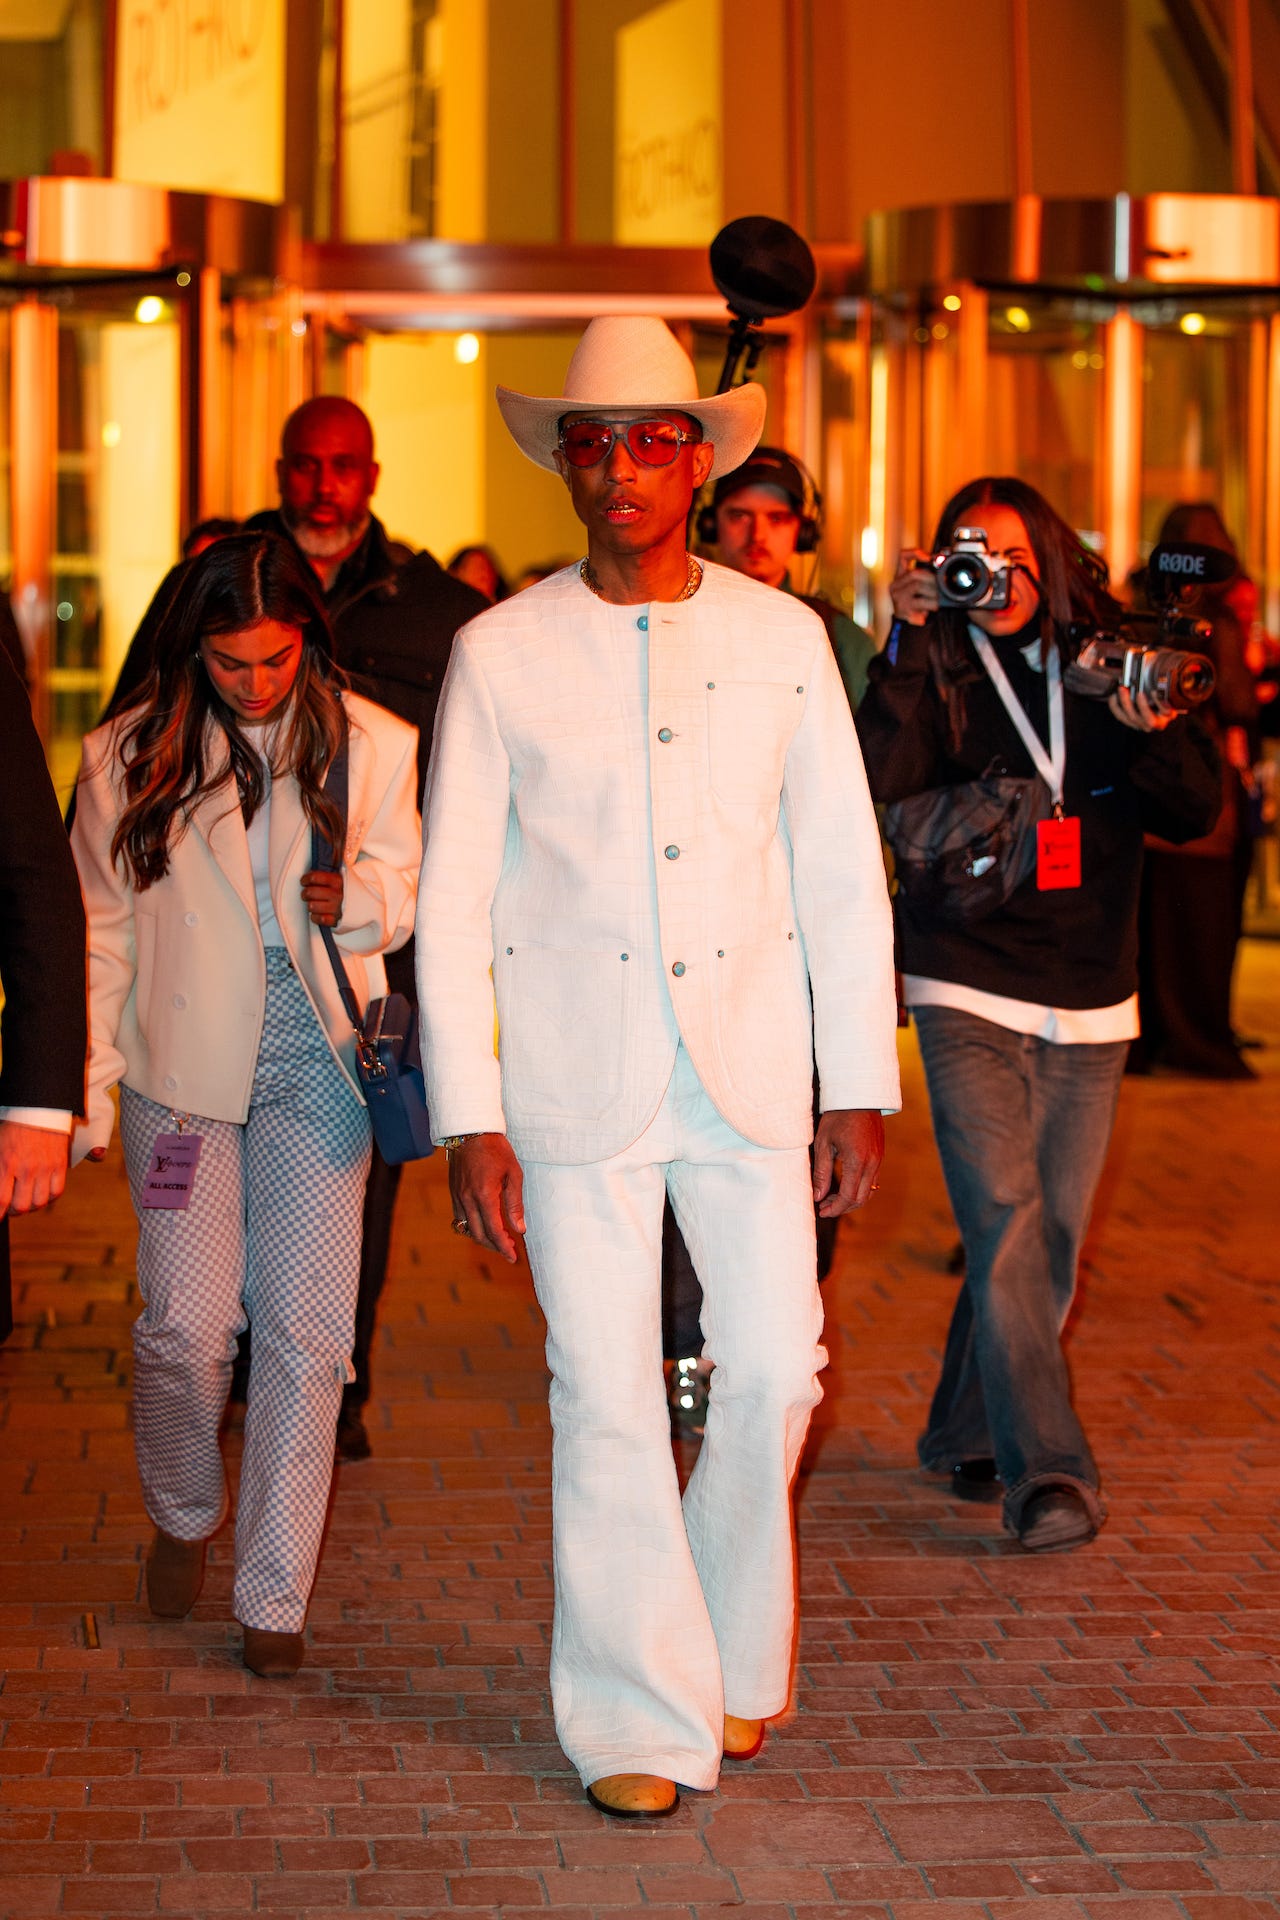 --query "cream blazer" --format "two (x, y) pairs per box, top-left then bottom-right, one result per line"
(416, 561), (900, 1164)
(70, 690), (420, 1163)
